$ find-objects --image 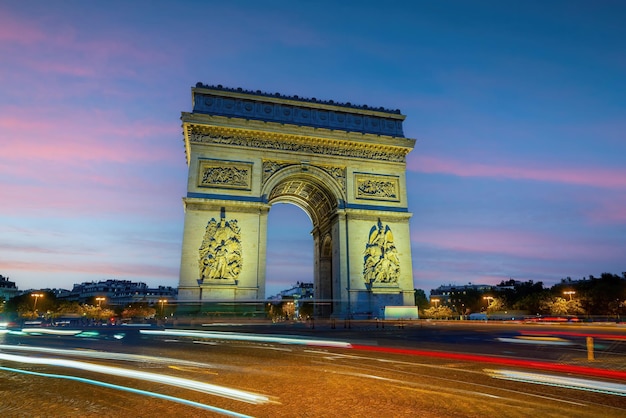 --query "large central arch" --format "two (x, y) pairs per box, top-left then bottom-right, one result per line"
(177, 84), (416, 317)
